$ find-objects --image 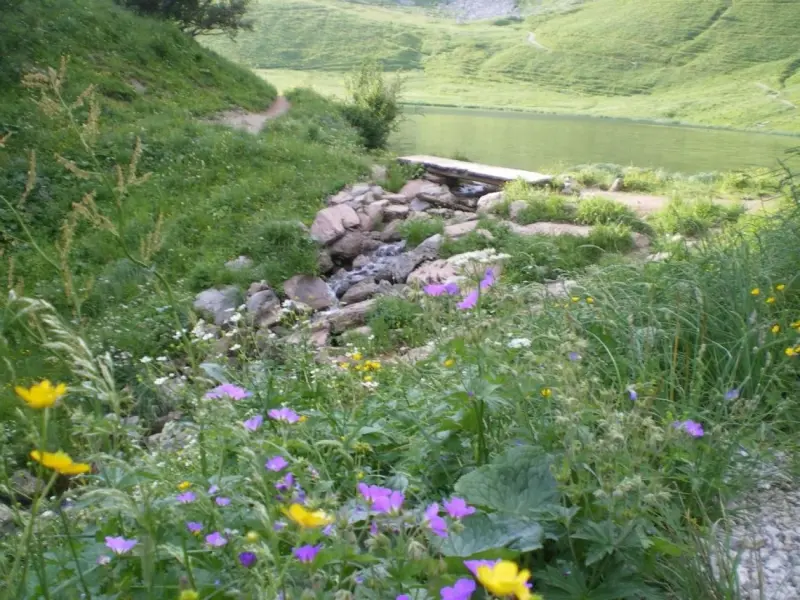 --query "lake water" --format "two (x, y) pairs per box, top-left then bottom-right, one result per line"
(392, 106), (799, 174)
